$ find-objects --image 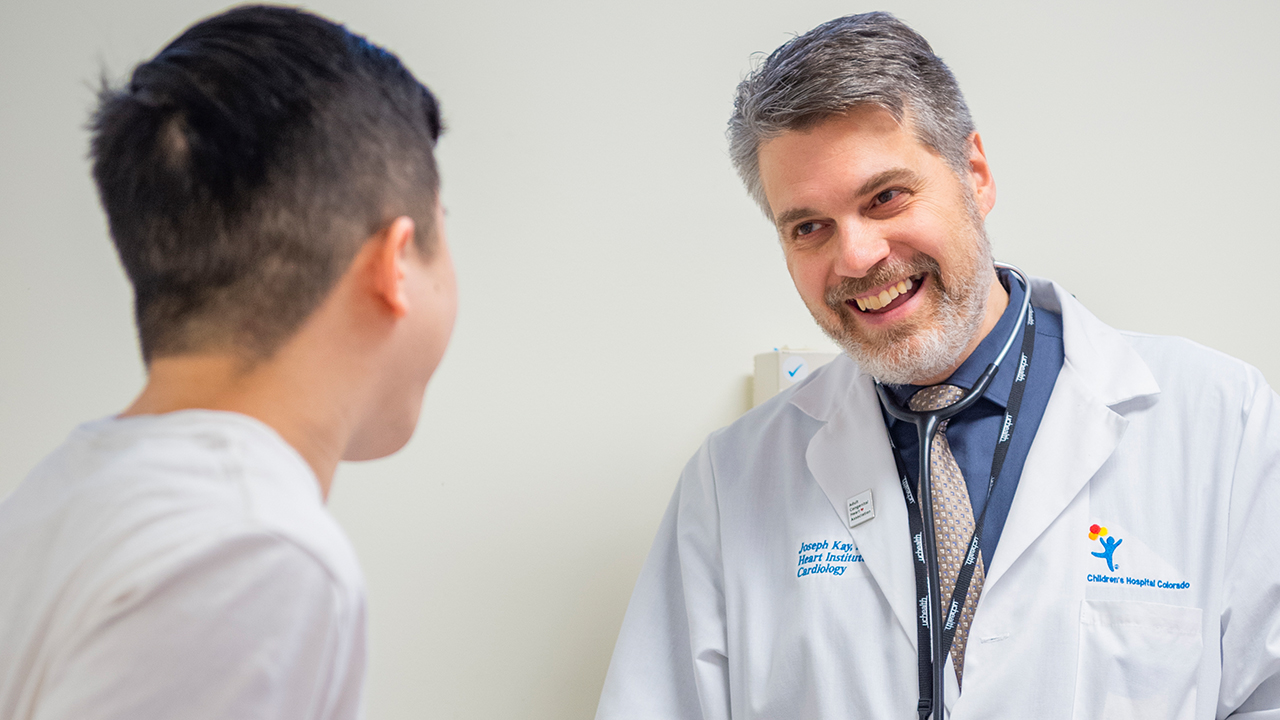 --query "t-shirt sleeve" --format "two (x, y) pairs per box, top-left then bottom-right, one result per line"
(34, 533), (365, 720)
